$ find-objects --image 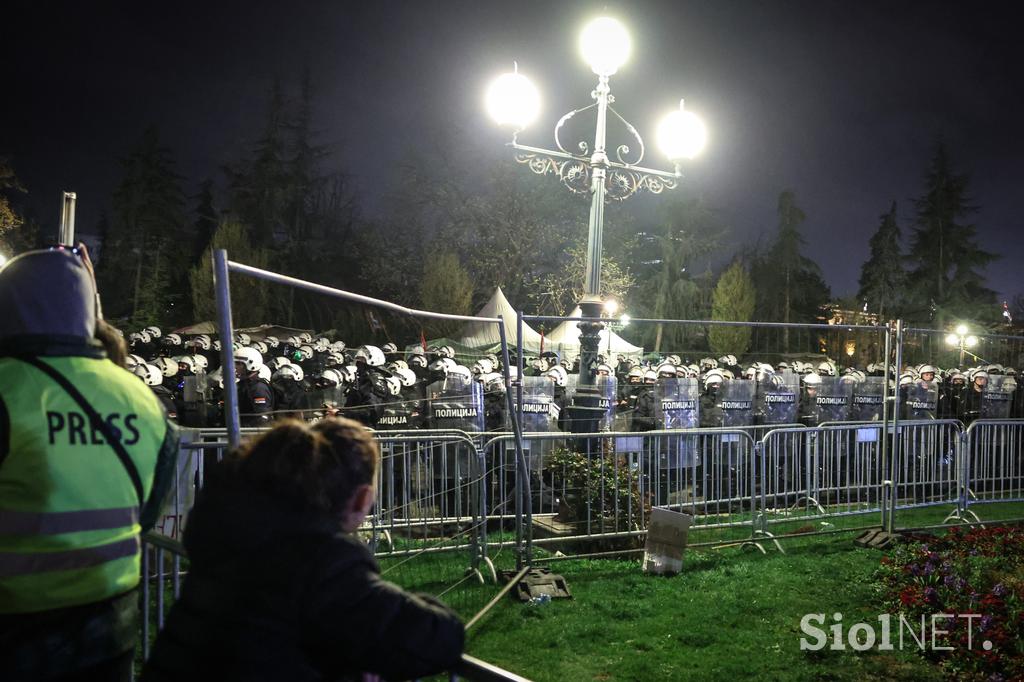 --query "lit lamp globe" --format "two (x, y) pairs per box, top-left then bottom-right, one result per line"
(966, 335), (979, 348)
(603, 299), (619, 316)
(945, 333), (960, 346)
(485, 70), (541, 129)
(657, 101), (708, 161)
(580, 17), (631, 76)
(0, 252), (7, 268)
(659, 100), (708, 160)
(620, 314), (631, 326)
(955, 324), (969, 336)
